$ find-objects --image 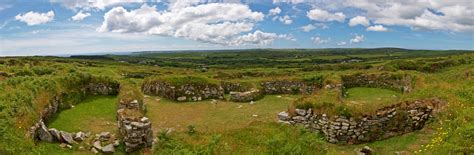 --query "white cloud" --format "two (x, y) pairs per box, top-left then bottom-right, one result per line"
(349, 16), (369, 27)
(300, 23), (328, 32)
(337, 41), (347, 46)
(311, 36), (330, 44)
(367, 25), (388, 32)
(350, 34), (365, 44)
(98, 4), (283, 46)
(15, 11), (55, 26)
(234, 30), (279, 45)
(278, 15), (293, 25)
(268, 7), (281, 16)
(272, 0), (306, 4)
(307, 8), (345, 22)
(50, 0), (146, 10)
(301, 24), (315, 32)
(343, 0), (474, 32)
(71, 11), (91, 21)
(278, 34), (297, 41)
